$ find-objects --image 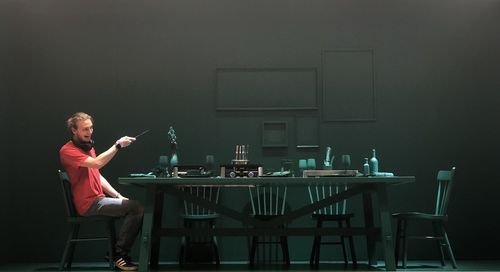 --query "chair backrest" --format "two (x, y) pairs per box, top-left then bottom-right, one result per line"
(59, 170), (78, 217)
(248, 185), (288, 216)
(181, 186), (220, 216)
(434, 167), (456, 216)
(307, 184), (349, 215)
